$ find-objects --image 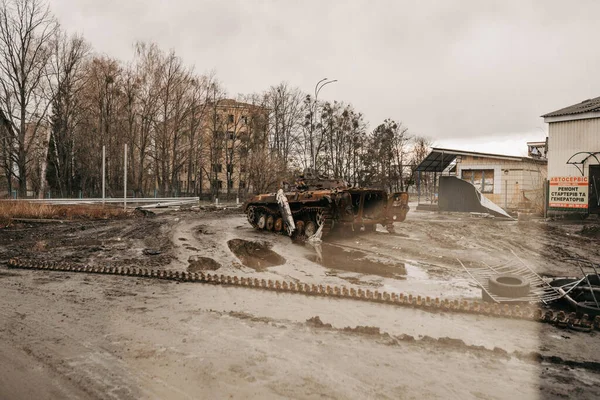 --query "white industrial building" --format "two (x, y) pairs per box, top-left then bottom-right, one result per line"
(542, 96), (600, 214)
(415, 148), (547, 211)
